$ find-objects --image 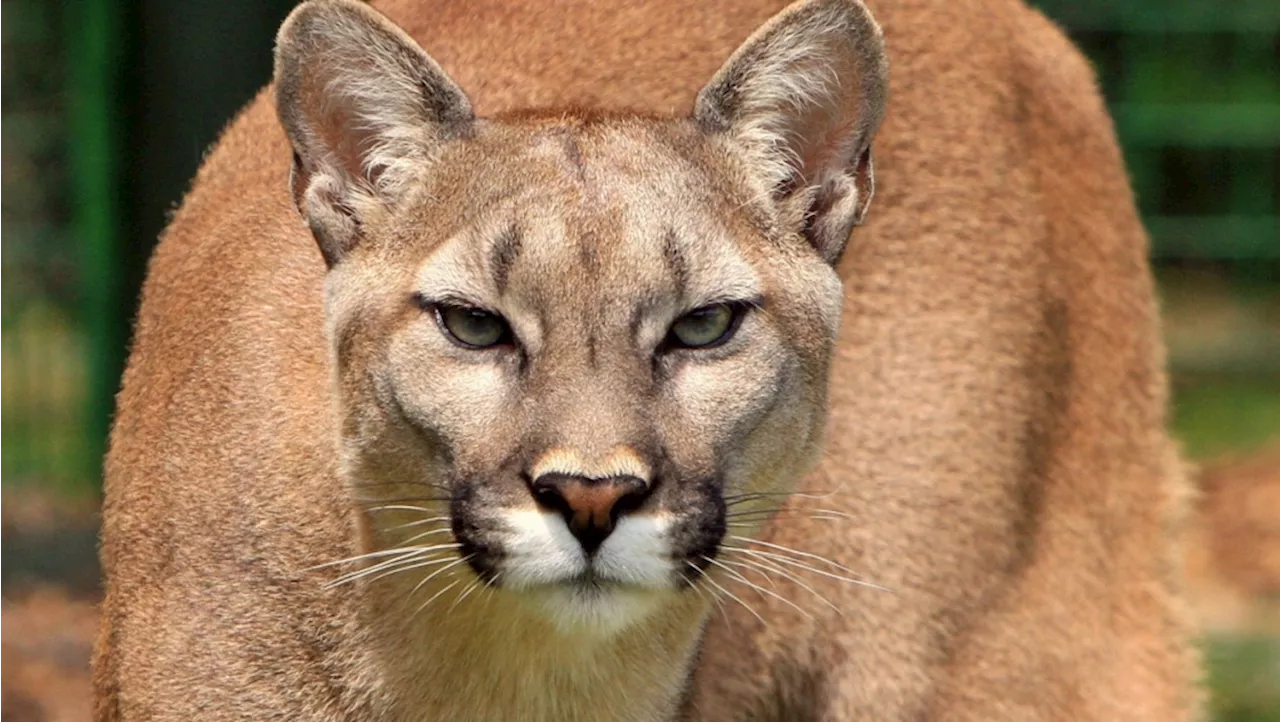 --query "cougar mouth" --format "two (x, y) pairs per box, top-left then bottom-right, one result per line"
(448, 477), (728, 601)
